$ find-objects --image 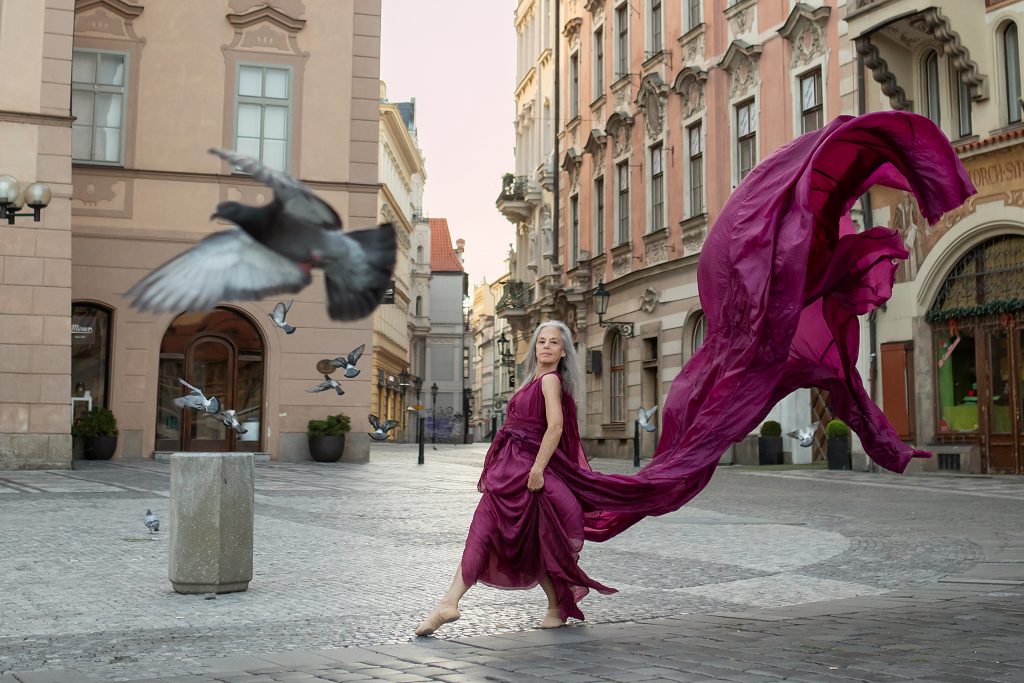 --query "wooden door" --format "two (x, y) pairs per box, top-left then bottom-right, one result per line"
(983, 322), (1023, 474)
(184, 336), (234, 452)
